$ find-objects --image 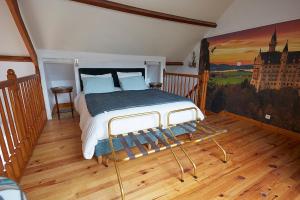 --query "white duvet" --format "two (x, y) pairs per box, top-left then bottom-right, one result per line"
(74, 92), (205, 159)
